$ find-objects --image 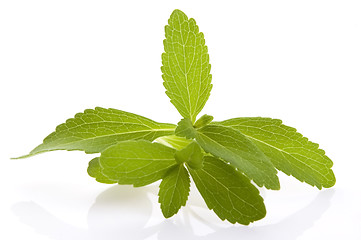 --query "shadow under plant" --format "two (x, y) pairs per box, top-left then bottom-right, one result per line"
(12, 185), (335, 240)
